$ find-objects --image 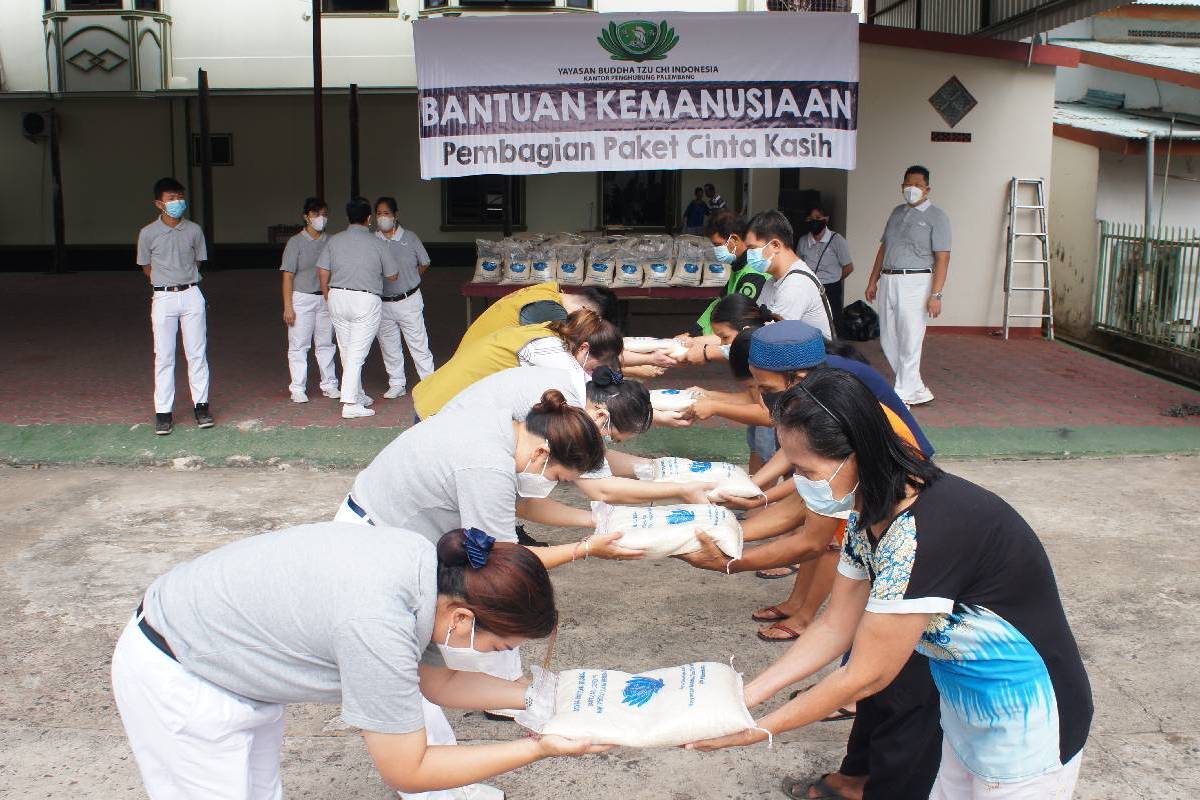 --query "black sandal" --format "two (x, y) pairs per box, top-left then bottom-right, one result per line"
(782, 774), (842, 800)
